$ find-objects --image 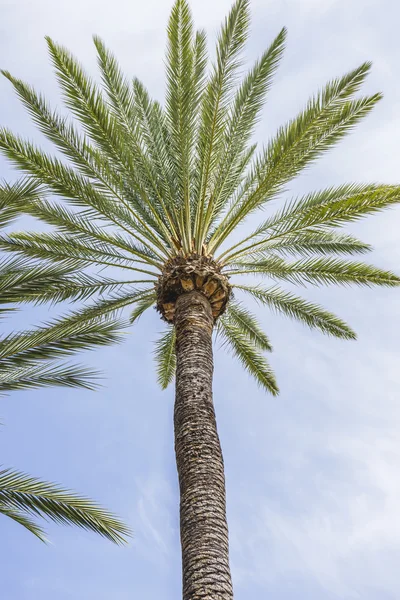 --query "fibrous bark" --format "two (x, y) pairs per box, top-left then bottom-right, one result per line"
(156, 254), (231, 323)
(174, 290), (233, 600)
